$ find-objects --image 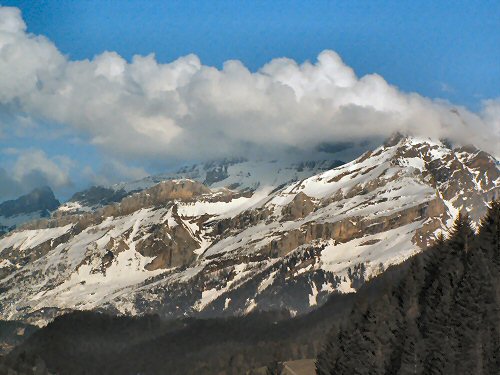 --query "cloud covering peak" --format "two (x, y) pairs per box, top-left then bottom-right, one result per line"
(0, 5), (499, 183)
